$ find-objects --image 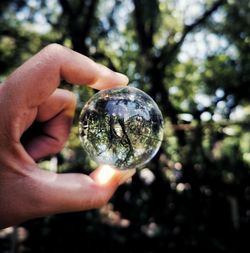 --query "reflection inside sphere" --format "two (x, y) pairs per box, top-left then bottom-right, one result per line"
(79, 86), (164, 169)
